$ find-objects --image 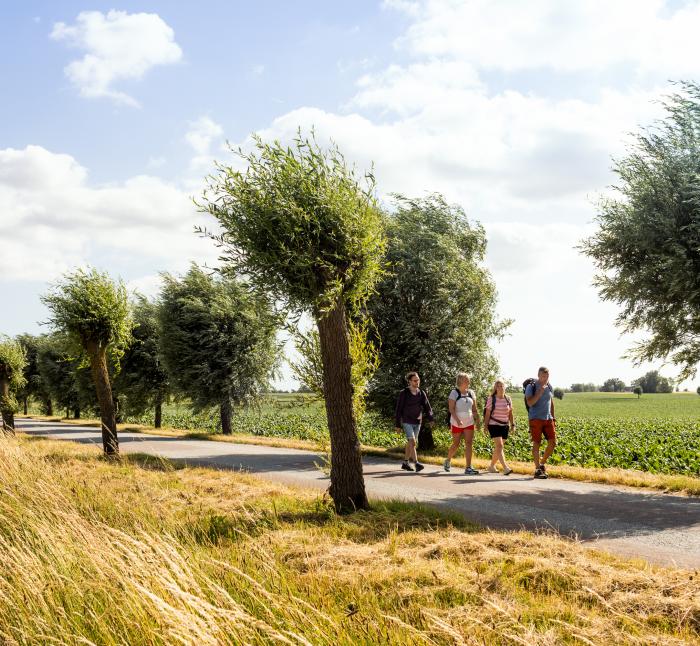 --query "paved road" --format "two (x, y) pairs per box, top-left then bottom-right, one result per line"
(16, 418), (700, 570)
